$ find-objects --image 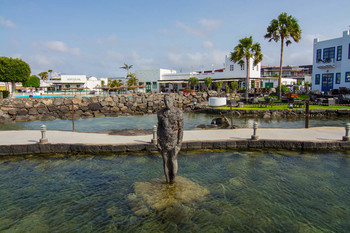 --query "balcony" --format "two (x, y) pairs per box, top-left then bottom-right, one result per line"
(316, 58), (335, 69)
